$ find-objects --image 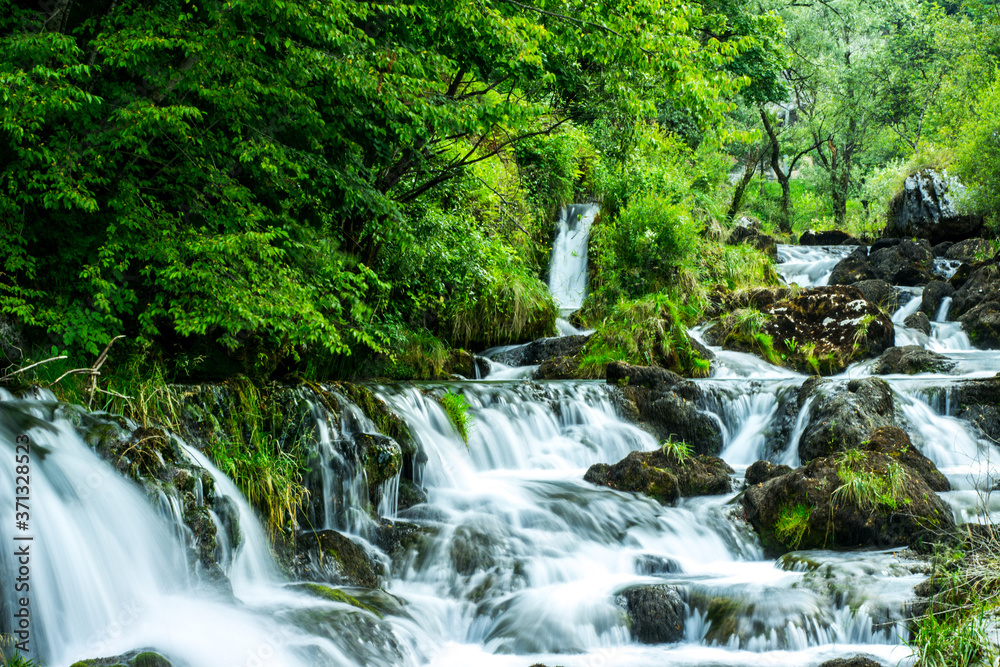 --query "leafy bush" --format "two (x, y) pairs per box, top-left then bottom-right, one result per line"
(579, 292), (709, 378)
(956, 77), (1000, 226)
(440, 392), (472, 445)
